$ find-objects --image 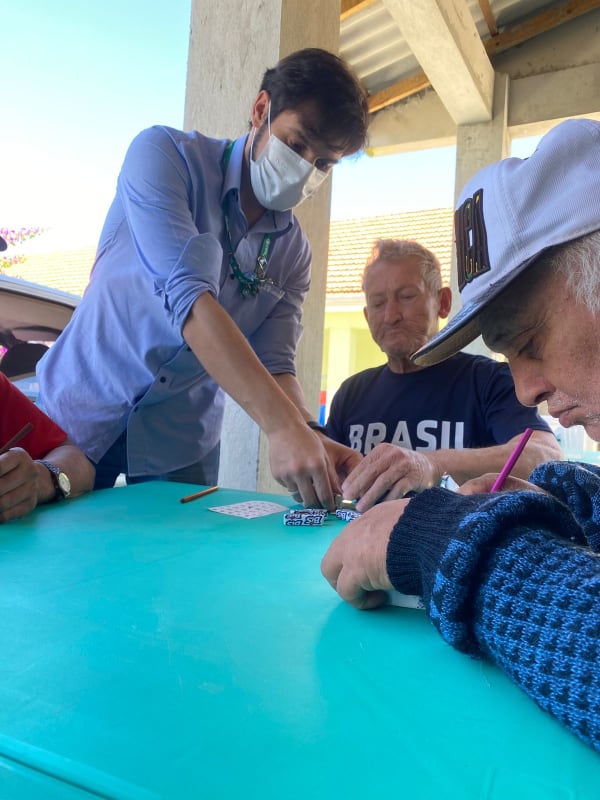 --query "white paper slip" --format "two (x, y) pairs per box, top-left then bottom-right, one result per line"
(440, 474), (460, 492)
(209, 500), (289, 519)
(387, 590), (425, 610)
